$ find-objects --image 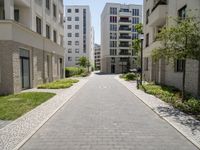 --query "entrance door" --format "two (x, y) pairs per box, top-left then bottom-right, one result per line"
(111, 65), (115, 74)
(20, 49), (30, 89)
